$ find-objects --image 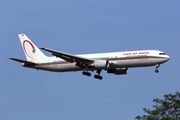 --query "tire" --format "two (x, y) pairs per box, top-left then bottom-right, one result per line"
(82, 71), (87, 75)
(87, 72), (91, 76)
(98, 76), (103, 80)
(155, 70), (159, 73)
